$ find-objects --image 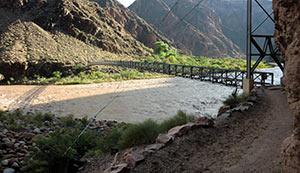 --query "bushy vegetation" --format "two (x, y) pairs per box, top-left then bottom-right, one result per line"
(20, 69), (165, 85)
(20, 110), (195, 172)
(159, 110), (195, 133)
(223, 91), (249, 108)
(0, 110), (55, 131)
(118, 119), (160, 149)
(142, 41), (273, 70)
